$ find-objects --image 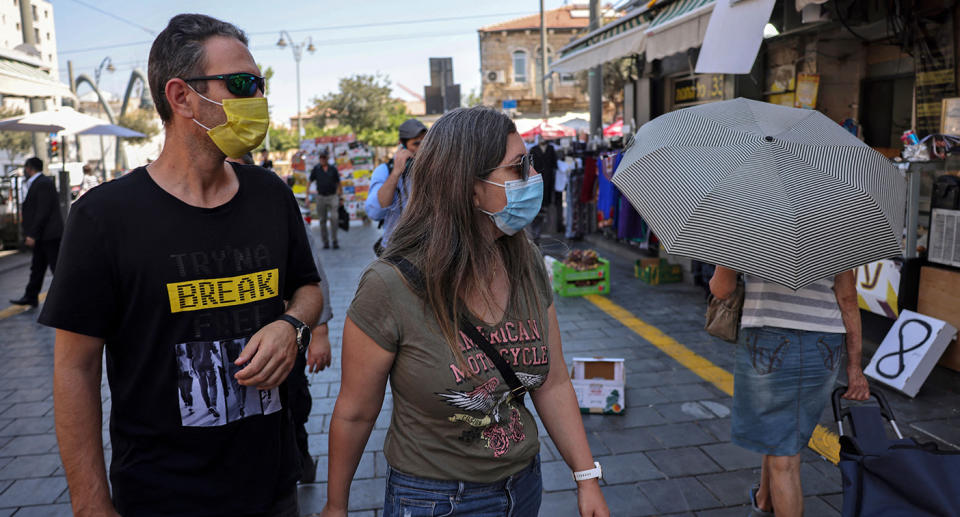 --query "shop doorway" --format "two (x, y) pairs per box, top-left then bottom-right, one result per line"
(860, 75), (914, 150)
